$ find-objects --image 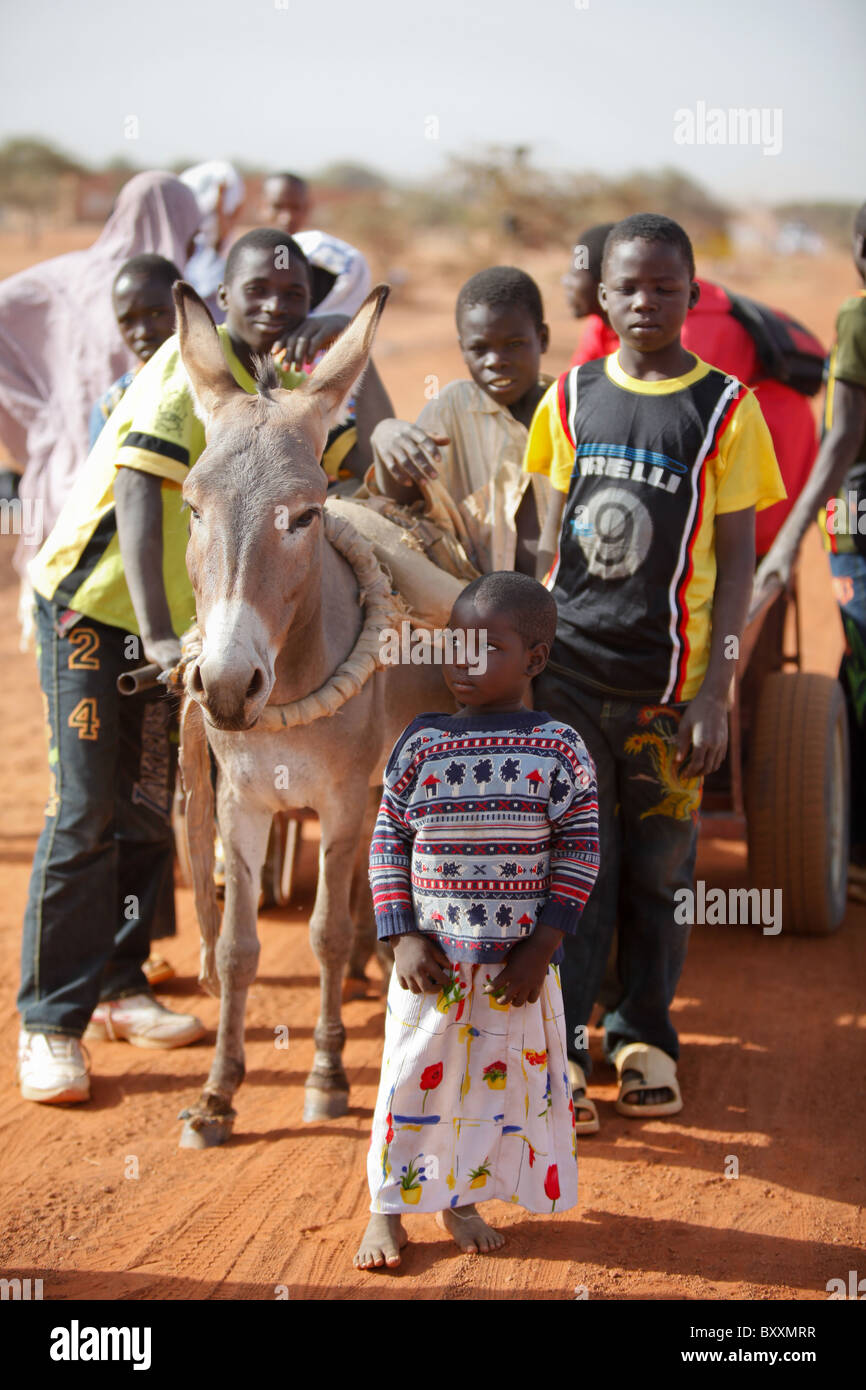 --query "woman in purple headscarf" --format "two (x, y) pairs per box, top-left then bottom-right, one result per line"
(0, 171), (201, 576)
